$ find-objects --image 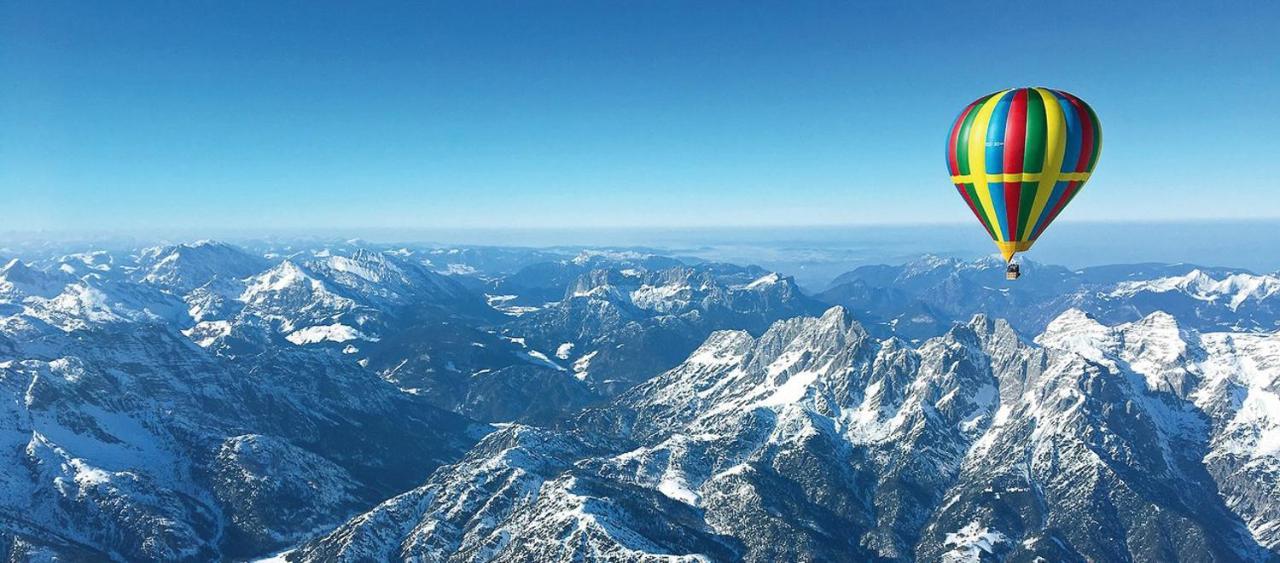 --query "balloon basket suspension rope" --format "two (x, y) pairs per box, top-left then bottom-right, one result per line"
(997, 242), (1029, 280)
